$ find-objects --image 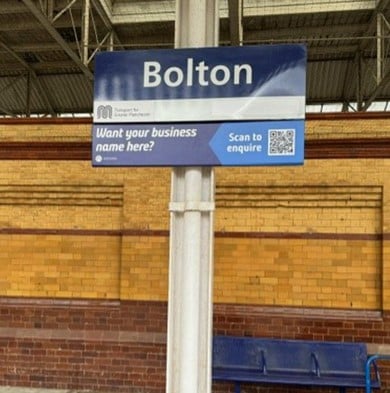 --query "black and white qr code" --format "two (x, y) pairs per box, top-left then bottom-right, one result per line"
(268, 129), (295, 156)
